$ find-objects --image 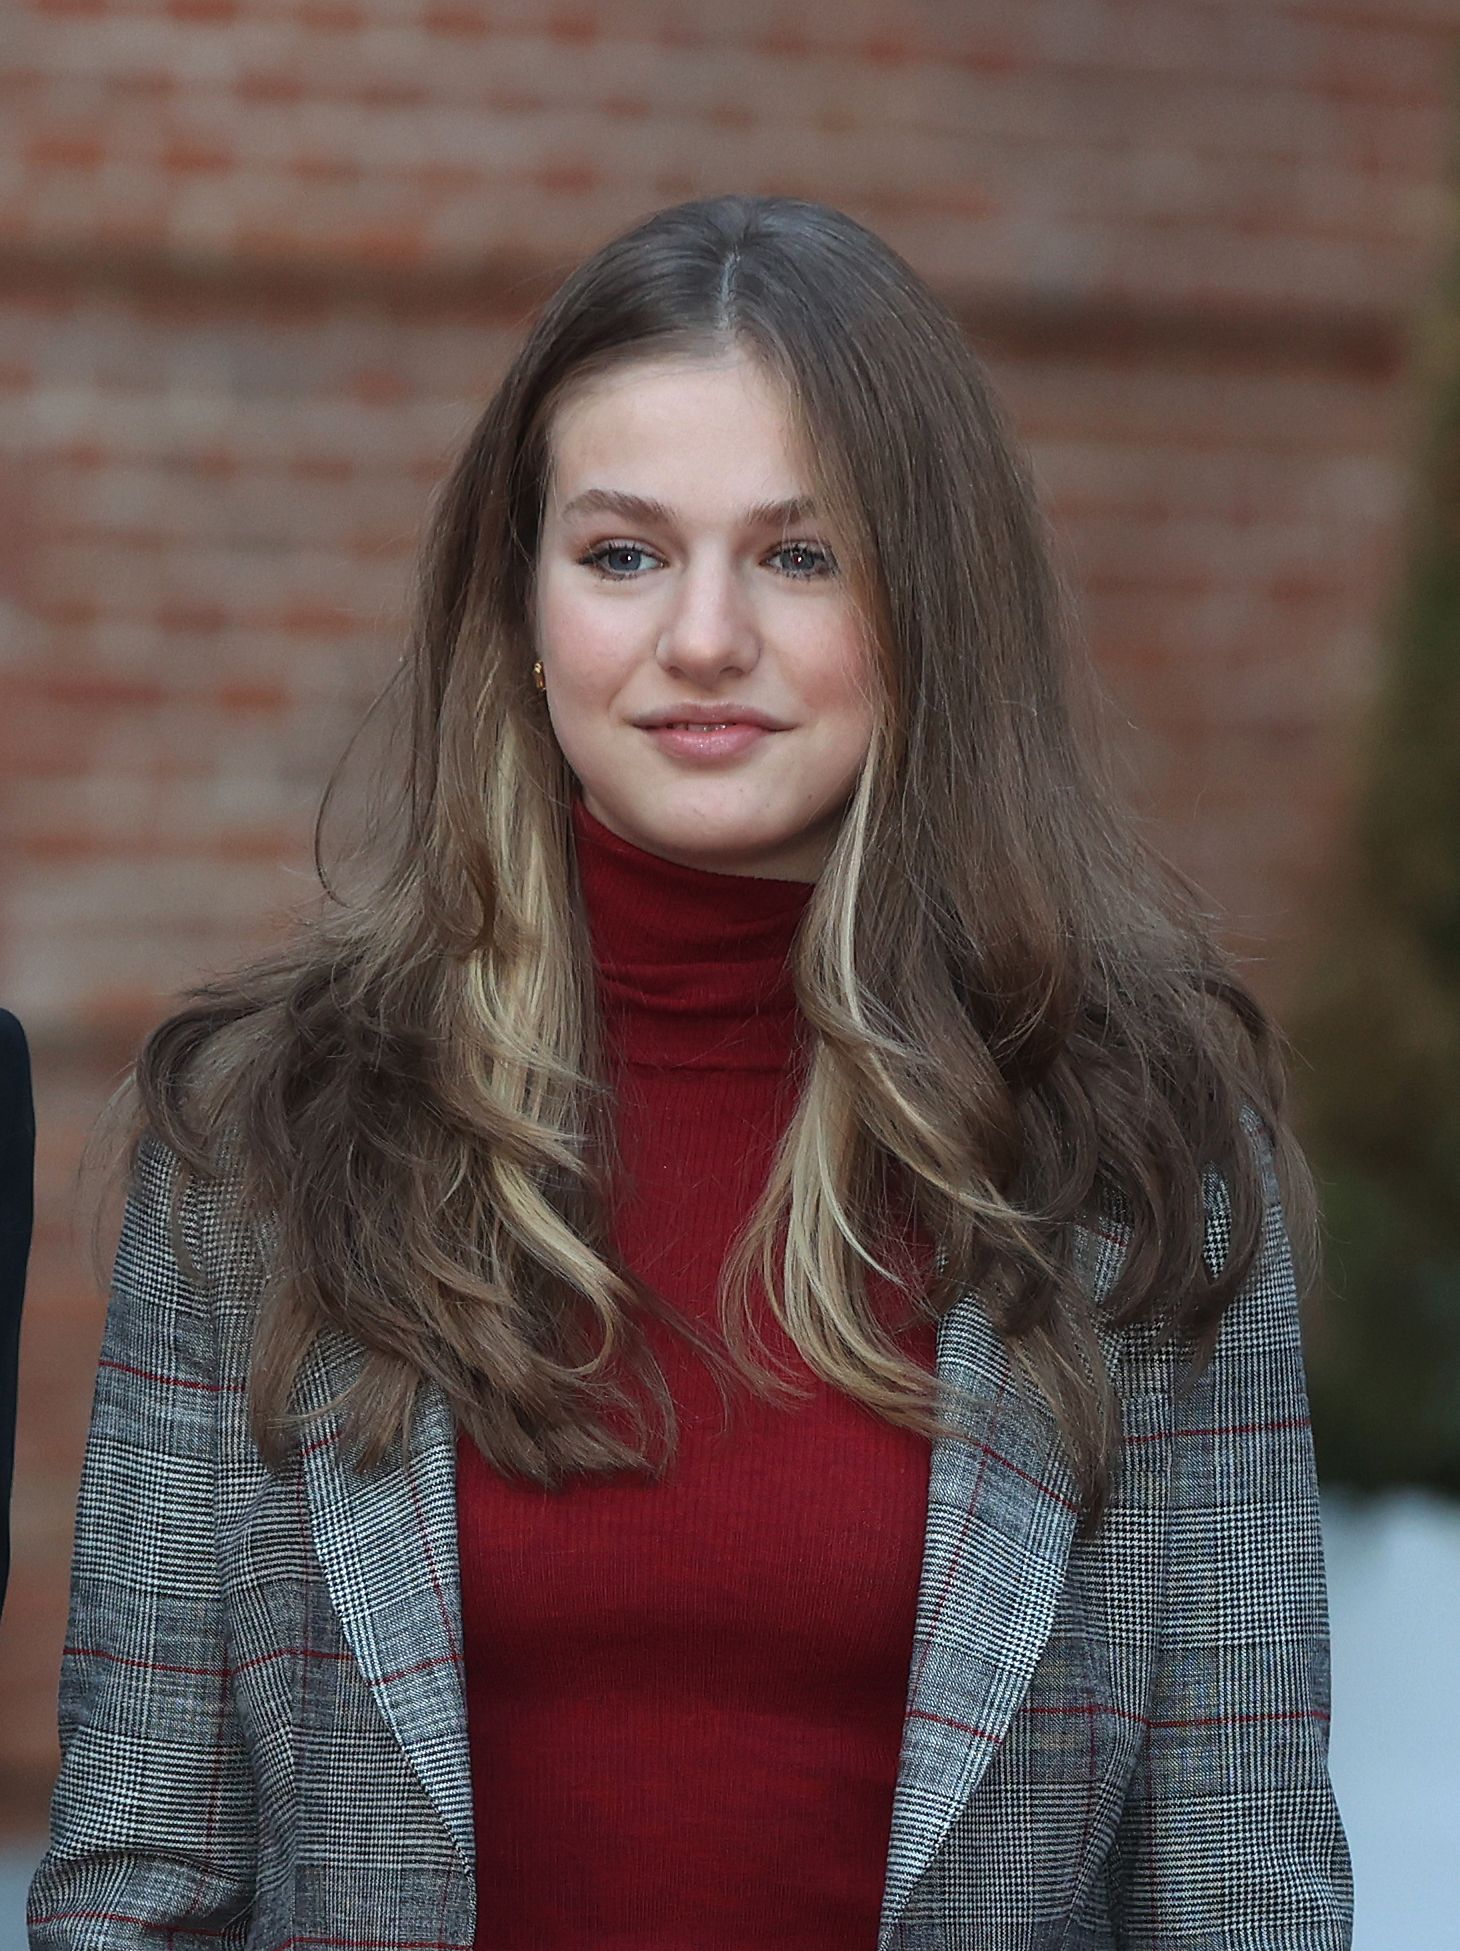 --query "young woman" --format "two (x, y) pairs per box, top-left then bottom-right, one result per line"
(29, 195), (1353, 1949)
